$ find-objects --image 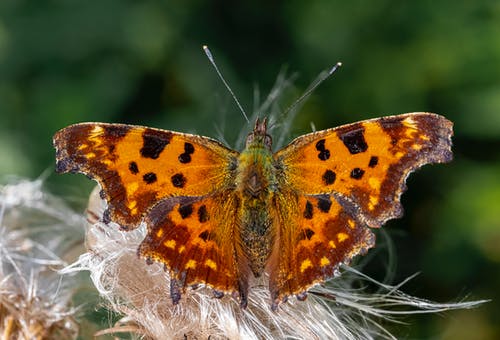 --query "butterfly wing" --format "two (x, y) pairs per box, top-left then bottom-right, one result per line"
(54, 123), (238, 229)
(139, 190), (242, 301)
(275, 113), (453, 227)
(54, 123), (244, 300)
(269, 113), (453, 302)
(269, 191), (375, 305)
